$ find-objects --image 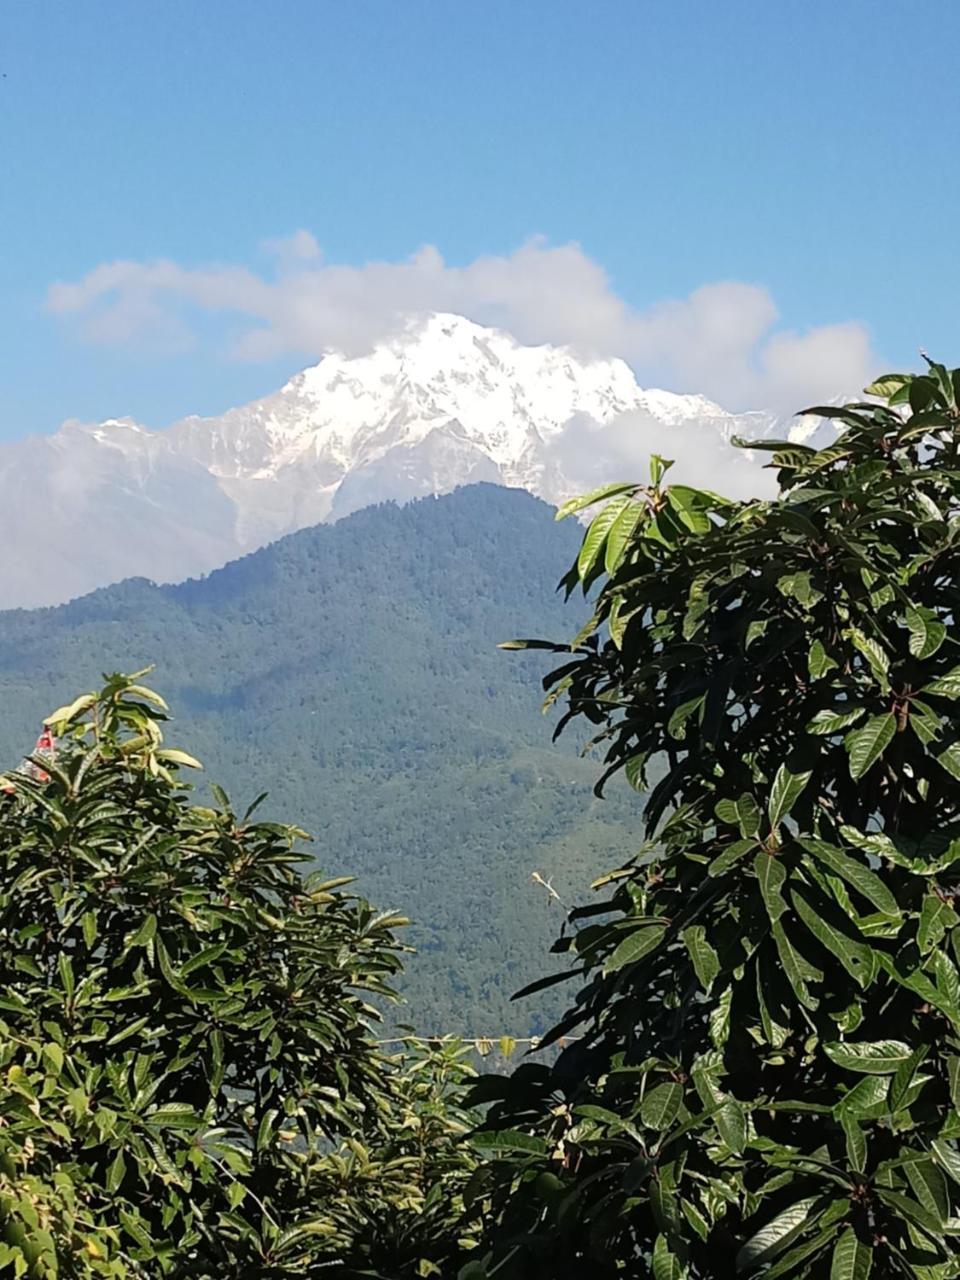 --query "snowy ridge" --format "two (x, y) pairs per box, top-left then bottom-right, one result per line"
(2, 313), (824, 607)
